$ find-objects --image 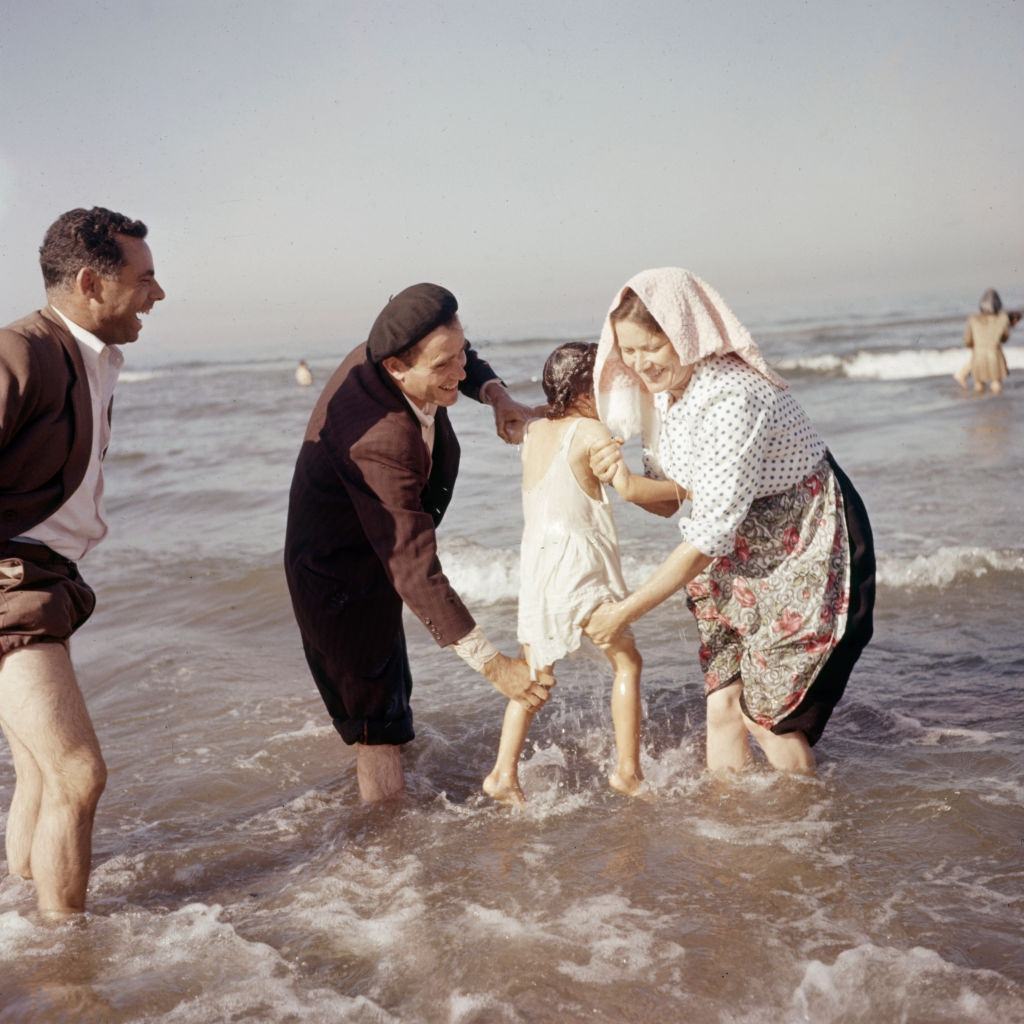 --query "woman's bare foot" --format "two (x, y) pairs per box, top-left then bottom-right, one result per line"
(609, 769), (643, 796)
(483, 770), (526, 806)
